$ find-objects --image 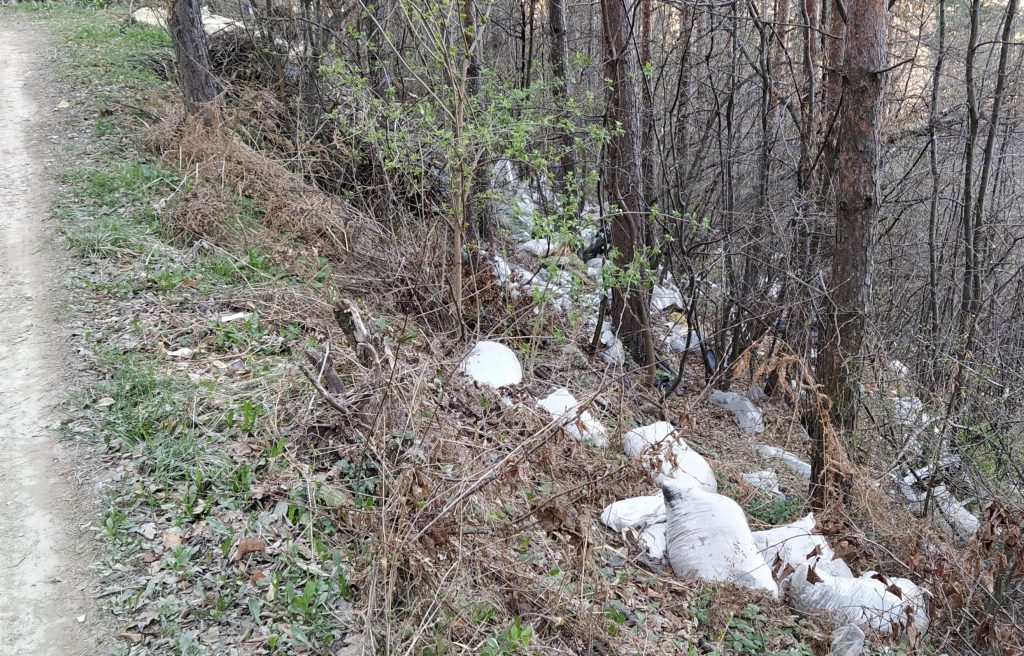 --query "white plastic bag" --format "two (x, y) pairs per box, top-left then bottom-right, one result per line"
(458, 341), (522, 389)
(742, 470), (781, 495)
(536, 387), (608, 447)
(640, 522), (667, 560)
(663, 481), (778, 597)
(600, 494), (665, 532)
